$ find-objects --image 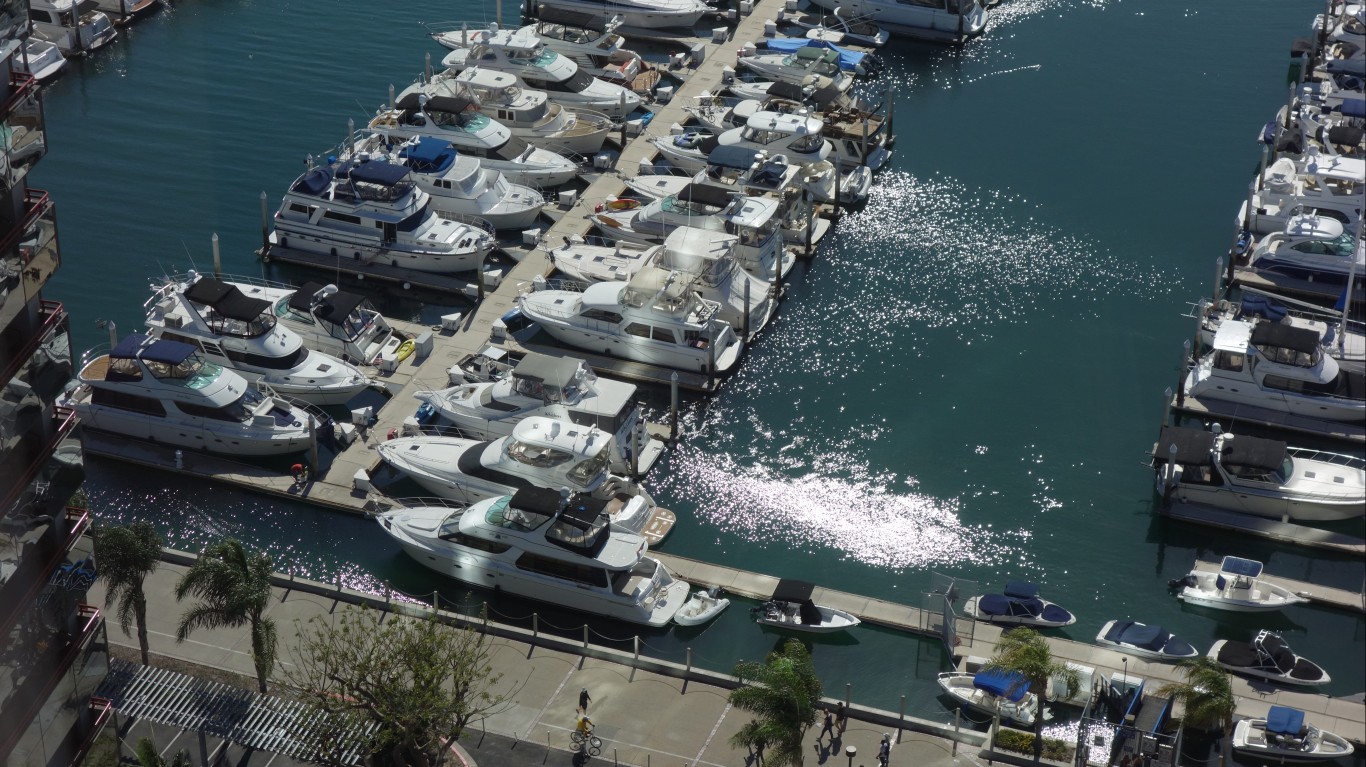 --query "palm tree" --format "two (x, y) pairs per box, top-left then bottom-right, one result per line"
(1157, 657), (1236, 767)
(92, 521), (163, 665)
(728, 639), (822, 767)
(174, 538), (277, 693)
(984, 627), (1079, 763)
